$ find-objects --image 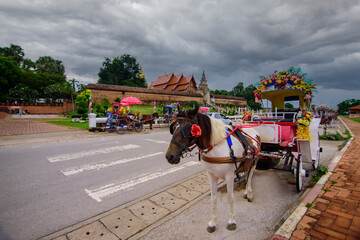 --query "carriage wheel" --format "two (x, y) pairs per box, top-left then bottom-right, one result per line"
(115, 124), (126, 134)
(312, 133), (321, 170)
(135, 123), (143, 132)
(296, 154), (303, 192)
